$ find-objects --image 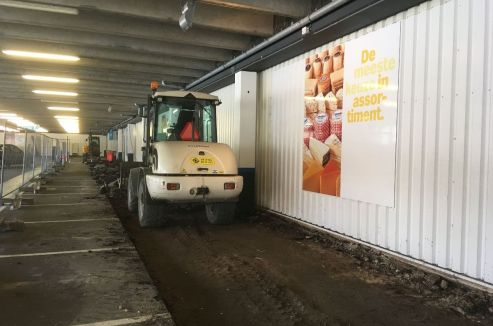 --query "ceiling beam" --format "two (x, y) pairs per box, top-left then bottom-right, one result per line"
(0, 80), (150, 97)
(1, 96), (140, 132)
(0, 88), (147, 103)
(25, 0), (274, 36)
(0, 99), (140, 133)
(0, 38), (216, 72)
(199, 0), (311, 18)
(0, 22), (234, 62)
(0, 94), (145, 108)
(0, 67), (193, 88)
(23, 113), (135, 121)
(0, 67), (194, 86)
(0, 59), (206, 84)
(0, 90), (150, 103)
(2, 98), (136, 112)
(0, 78), (157, 99)
(0, 7), (254, 51)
